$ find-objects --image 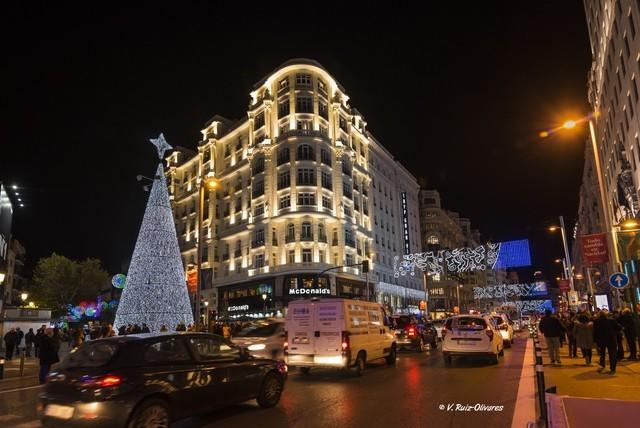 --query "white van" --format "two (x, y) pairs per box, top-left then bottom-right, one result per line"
(284, 298), (397, 376)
